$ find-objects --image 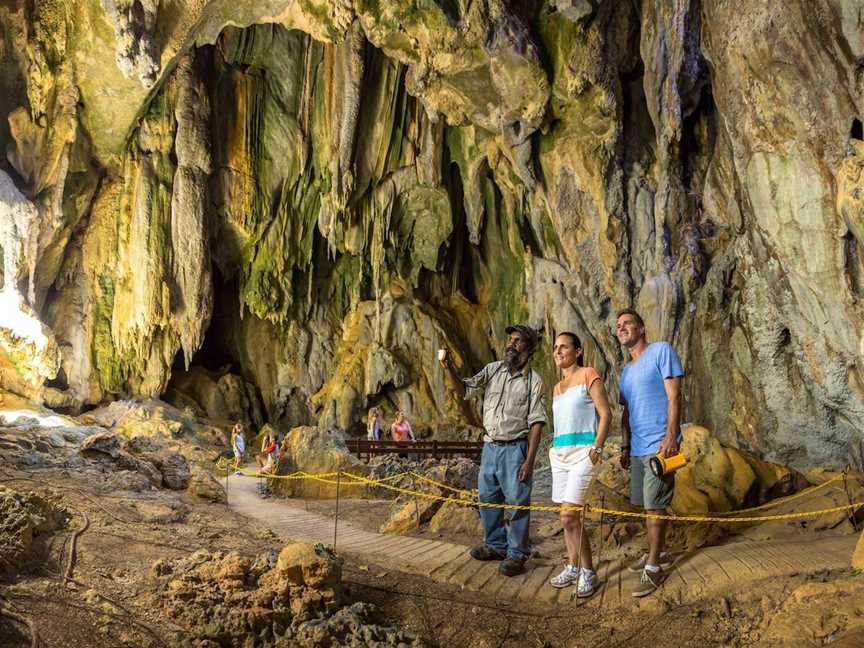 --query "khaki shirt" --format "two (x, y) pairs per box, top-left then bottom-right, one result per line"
(463, 361), (547, 442)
